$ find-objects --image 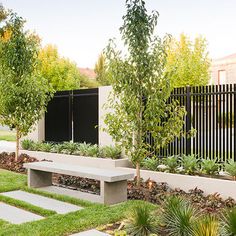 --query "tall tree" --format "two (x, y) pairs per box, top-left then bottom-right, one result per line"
(0, 11), (52, 160)
(38, 45), (80, 91)
(104, 0), (186, 186)
(166, 33), (211, 87)
(94, 53), (110, 85)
